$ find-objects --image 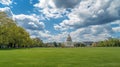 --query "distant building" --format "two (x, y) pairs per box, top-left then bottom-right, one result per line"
(82, 41), (93, 46)
(64, 34), (74, 47)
